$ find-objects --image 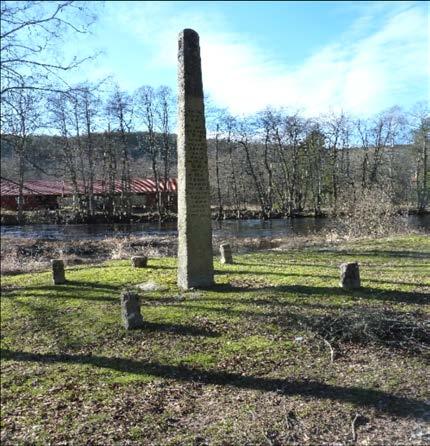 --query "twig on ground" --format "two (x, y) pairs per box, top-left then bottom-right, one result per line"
(323, 338), (335, 363)
(351, 413), (360, 442)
